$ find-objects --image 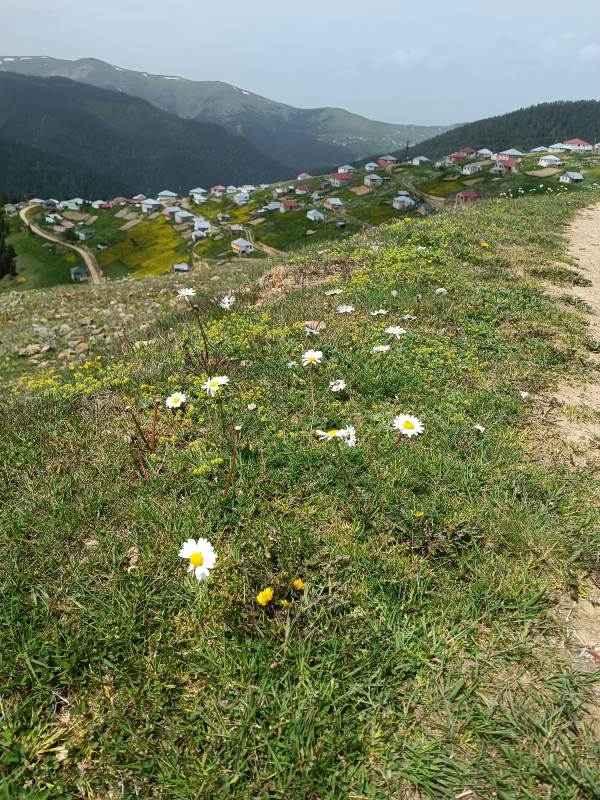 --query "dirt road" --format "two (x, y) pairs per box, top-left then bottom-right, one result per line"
(19, 206), (103, 284)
